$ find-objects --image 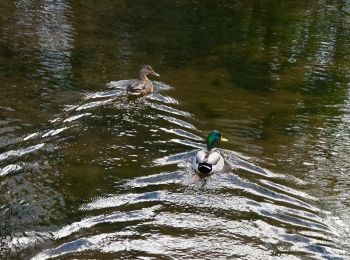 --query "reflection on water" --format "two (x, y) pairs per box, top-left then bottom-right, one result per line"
(36, 0), (74, 84)
(1, 0), (350, 259)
